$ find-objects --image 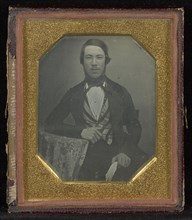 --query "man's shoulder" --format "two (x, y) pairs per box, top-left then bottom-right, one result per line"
(106, 77), (128, 96)
(68, 81), (85, 94)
